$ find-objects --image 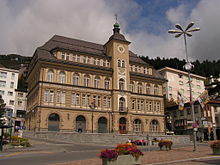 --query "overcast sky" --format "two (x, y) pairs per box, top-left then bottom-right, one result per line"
(0, 0), (219, 61)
